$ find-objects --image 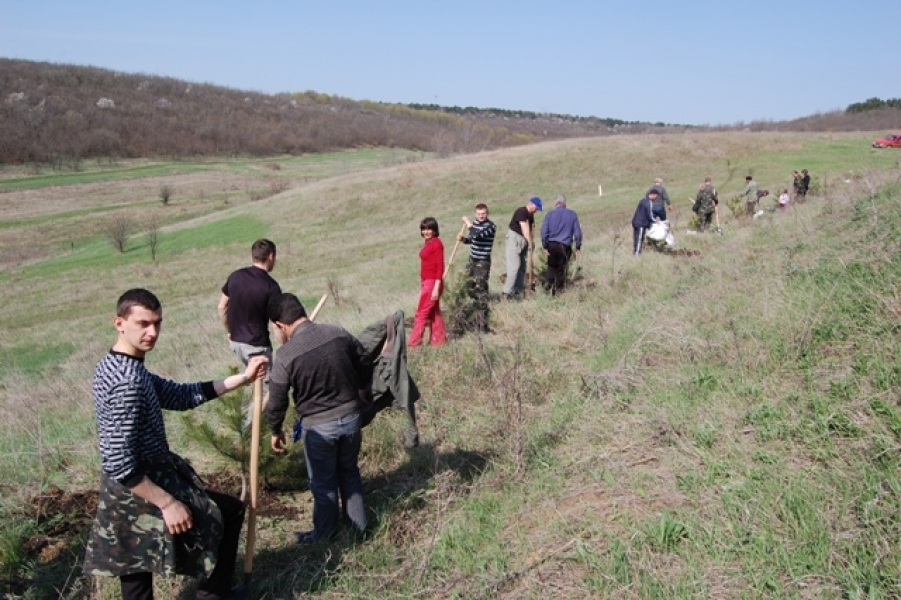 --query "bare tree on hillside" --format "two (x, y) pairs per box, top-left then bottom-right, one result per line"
(146, 214), (161, 262)
(159, 185), (173, 206)
(107, 215), (132, 253)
